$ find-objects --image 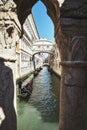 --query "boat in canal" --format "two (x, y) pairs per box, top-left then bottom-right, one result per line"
(18, 82), (33, 100)
(17, 67), (59, 130)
